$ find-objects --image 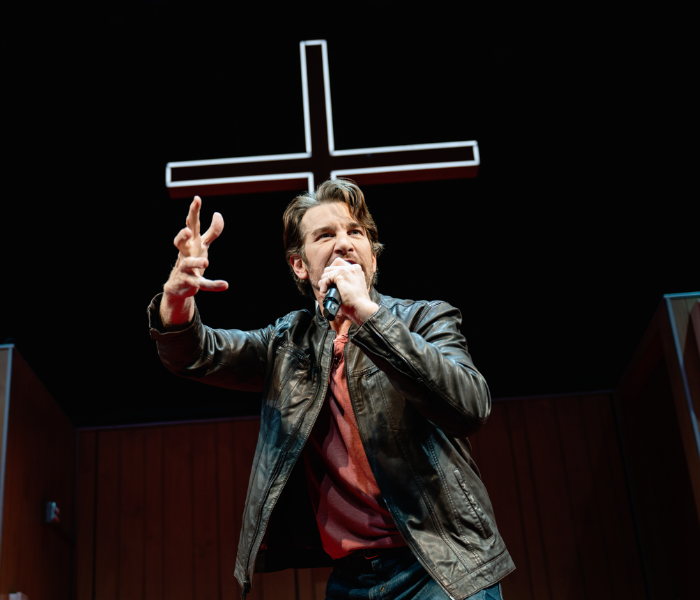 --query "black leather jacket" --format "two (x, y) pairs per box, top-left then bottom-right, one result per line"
(148, 289), (515, 600)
